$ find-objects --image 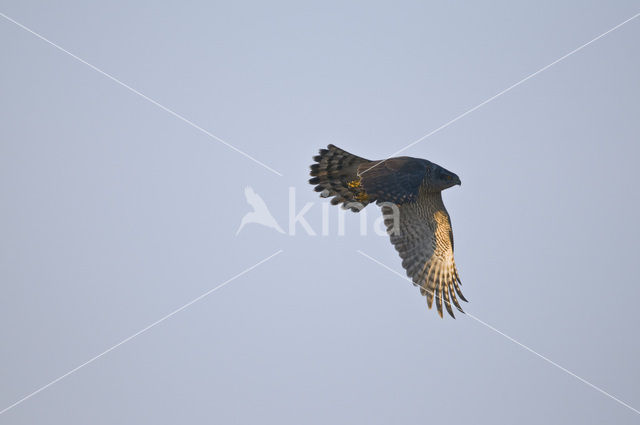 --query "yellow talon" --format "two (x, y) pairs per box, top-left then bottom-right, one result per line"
(347, 178), (368, 202)
(347, 179), (361, 188)
(355, 193), (369, 202)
